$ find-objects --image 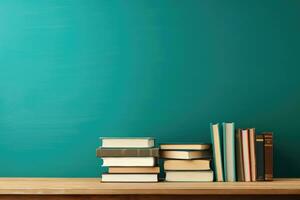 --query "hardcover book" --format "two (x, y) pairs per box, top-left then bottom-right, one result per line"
(256, 135), (264, 181)
(223, 122), (236, 182)
(101, 174), (158, 182)
(241, 129), (251, 182)
(160, 150), (211, 160)
(165, 171), (213, 182)
(160, 144), (211, 150)
(96, 148), (159, 157)
(235, 129), (245, 181)
(100, 137), (155, 148)
(263, 132), (273, 181)
(164, 159), (211, 171)
(102, 157), (156, 167)
(210, 123), (224, 182)
(108, 167), (160, 174)
(249, 128), (257, 181)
